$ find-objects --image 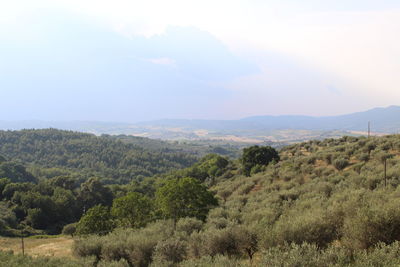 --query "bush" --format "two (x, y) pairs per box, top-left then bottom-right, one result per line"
(125, 233), (157, 267)
(333, 158), (349, 171)
(180, 255), (246, 267)
(358, 153), (370, 162)
(353, 242), (400, 267)
(62, 223), (77, 237)
(176, 217), (203, 235)
(97, 259), (130, 267)
(73, 235), (103, 264)
(265, 208), (339, 248)
(152, 237), (187, 263)
(261, 241), (400, 266)
(249, 164), (265, 176)
(323, 153), (333, 164)
(188, 226), (257, 259)
(342, 200), (400, 249)
(74, 221), (174, 267)
(179, 255), (247, 267)
(261, 243), (351, 267)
